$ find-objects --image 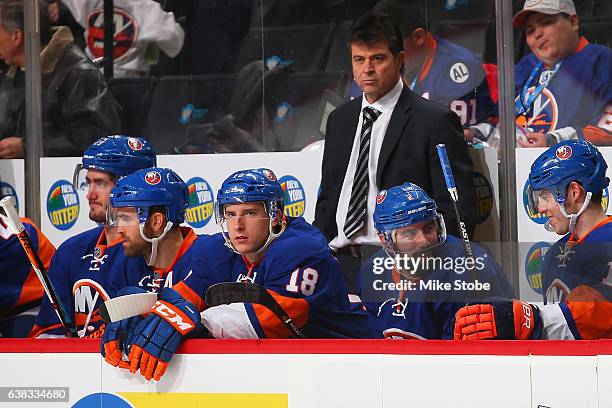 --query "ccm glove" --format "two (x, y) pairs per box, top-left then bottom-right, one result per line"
(101, 287), (147, 368)
(128, 287), (201, 381)
(454, 297), (543, 340)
